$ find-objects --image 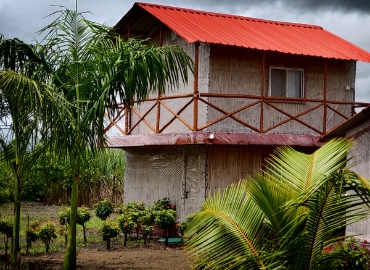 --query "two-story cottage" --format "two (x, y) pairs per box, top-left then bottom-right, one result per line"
(105, 2), (370, 220)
